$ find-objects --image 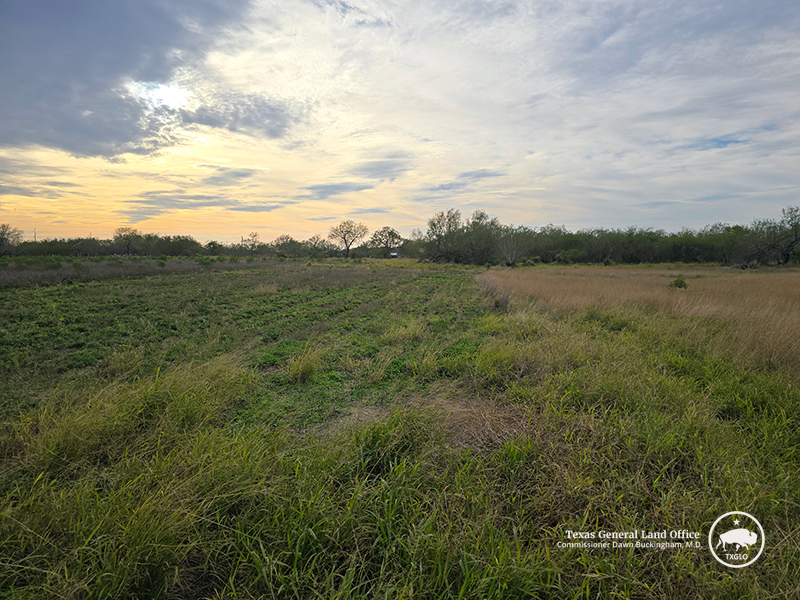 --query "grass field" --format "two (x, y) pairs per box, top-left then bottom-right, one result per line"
(478, 264), (800, 377)
(1, 260), (798, 598)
